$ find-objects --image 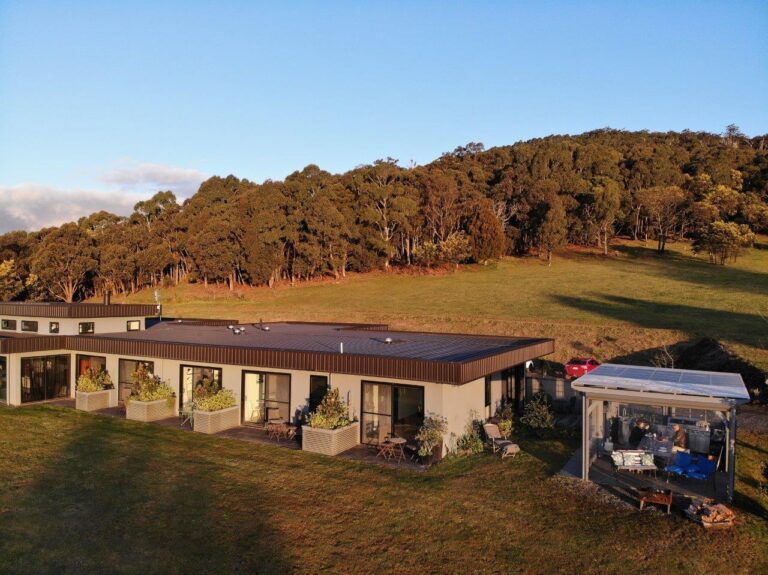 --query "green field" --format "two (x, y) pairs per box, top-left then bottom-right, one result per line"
(120, 240), (768, 372)
(1, 405), (766, 575)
